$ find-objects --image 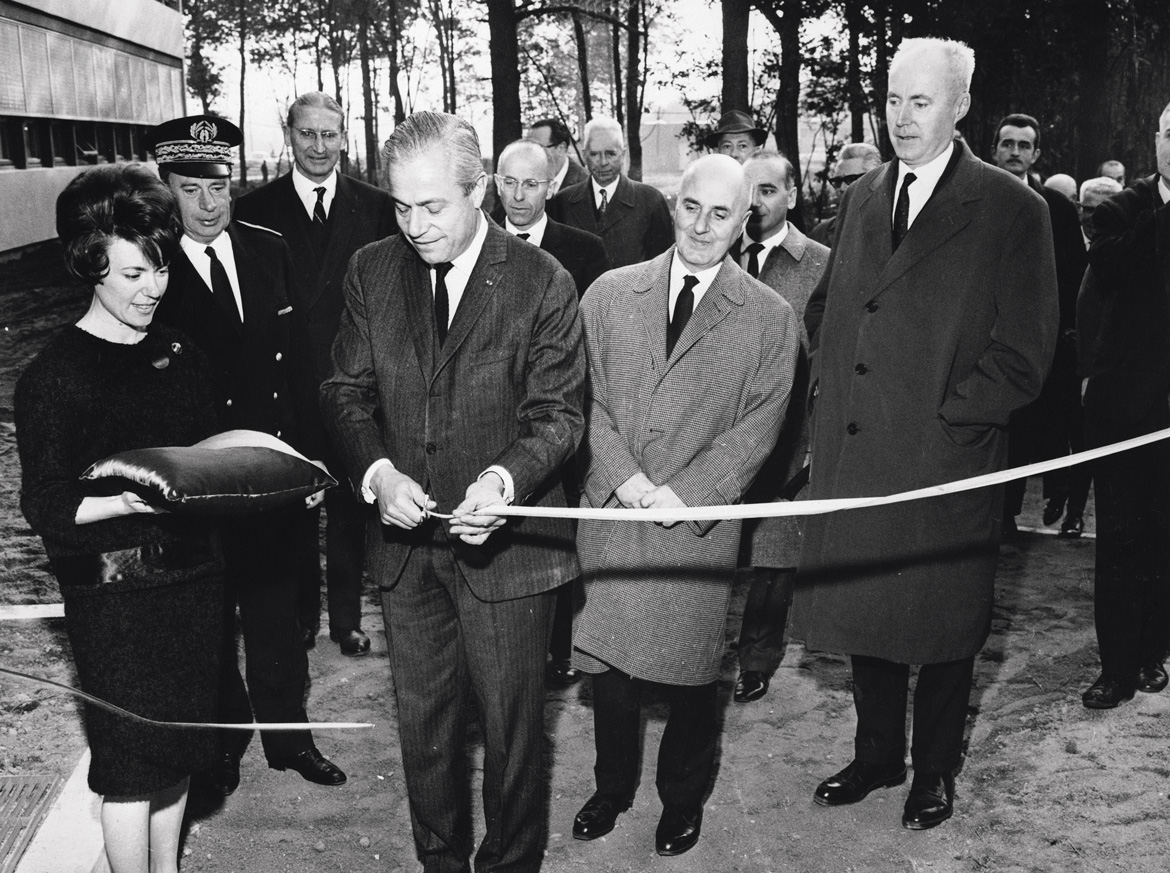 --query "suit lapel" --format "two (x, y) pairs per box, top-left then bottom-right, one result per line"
(227, 226), (268, 329)
(400, 248), (437, 379)
(435, 224), (508, 375)
(633, 253), (671, 374)
(597, 175), (634, 235)
(270, 174), (319, 285)
(315, 175), (359, 309)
